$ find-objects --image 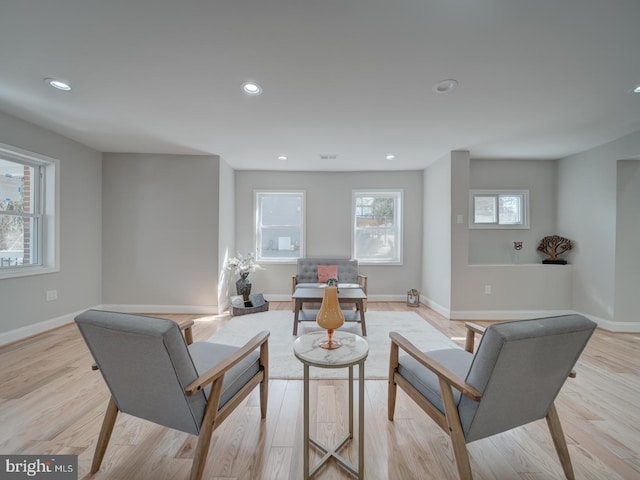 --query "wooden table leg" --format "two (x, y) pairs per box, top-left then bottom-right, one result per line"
(293, 299), (301, 335)
(357, 300), (366, 336)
